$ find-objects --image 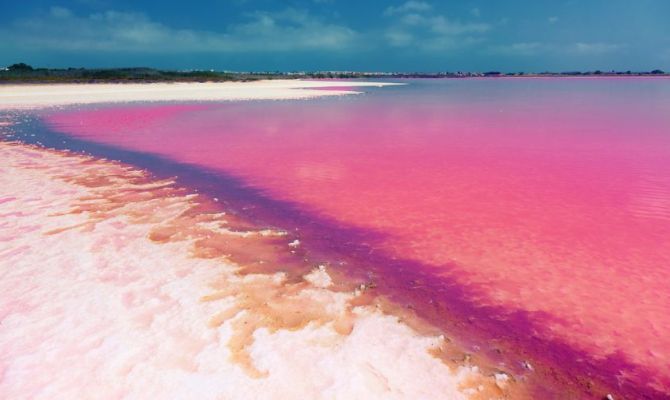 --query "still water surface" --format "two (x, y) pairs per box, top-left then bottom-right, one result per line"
(46, 78), (670, 395)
